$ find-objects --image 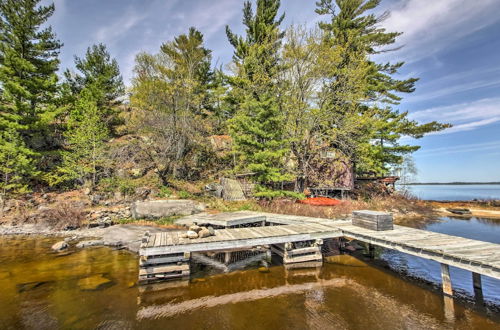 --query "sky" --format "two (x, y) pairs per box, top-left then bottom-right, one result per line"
(46, 0), (500, 183)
